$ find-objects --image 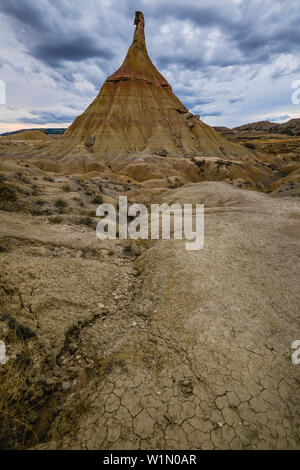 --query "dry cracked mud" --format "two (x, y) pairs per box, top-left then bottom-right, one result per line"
(0, 181), (299, 450)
